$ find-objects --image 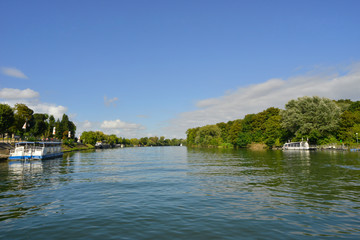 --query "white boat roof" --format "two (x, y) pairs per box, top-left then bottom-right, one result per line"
(15, 141), (62, 145)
